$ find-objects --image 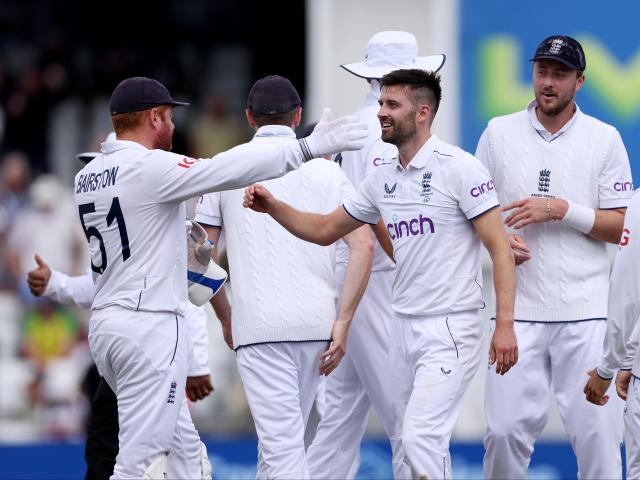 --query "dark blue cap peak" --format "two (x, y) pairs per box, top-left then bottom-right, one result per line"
(110, 77), (189, 115)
